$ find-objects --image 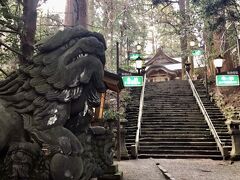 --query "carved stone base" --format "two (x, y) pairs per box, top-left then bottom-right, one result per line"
(98, 164), (123, 180)
(226, 120), (240, 160)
